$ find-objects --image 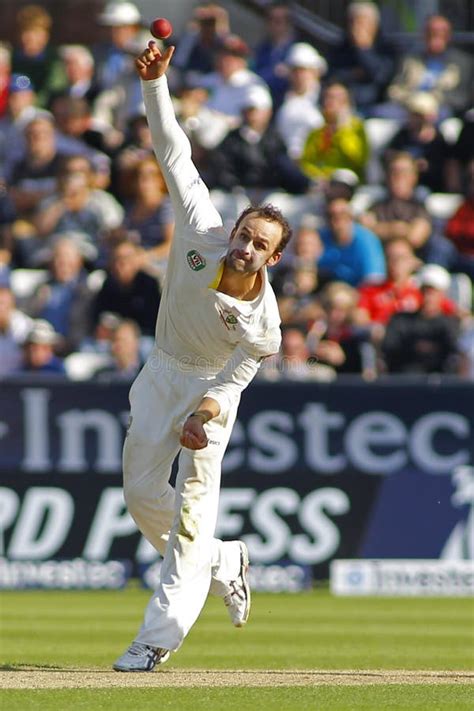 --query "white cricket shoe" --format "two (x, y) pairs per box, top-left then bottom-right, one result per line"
(113, 641), (170, 672)
(224, 541), (251, 627)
